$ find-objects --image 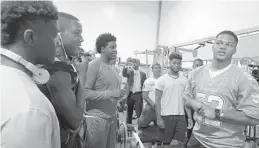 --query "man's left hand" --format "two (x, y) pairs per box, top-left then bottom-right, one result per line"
(149, 102), (155, 110)
(187, 118), (194, 129)
(198, 104), (216, 120)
